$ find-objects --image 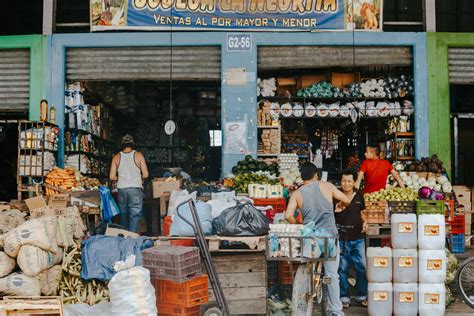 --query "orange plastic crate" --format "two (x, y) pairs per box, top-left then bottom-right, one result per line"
(157, 303), (200, 316)
(163, 216), (172, 236)
(153, 275), (208, 307)
(253, 198), (287, 213)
